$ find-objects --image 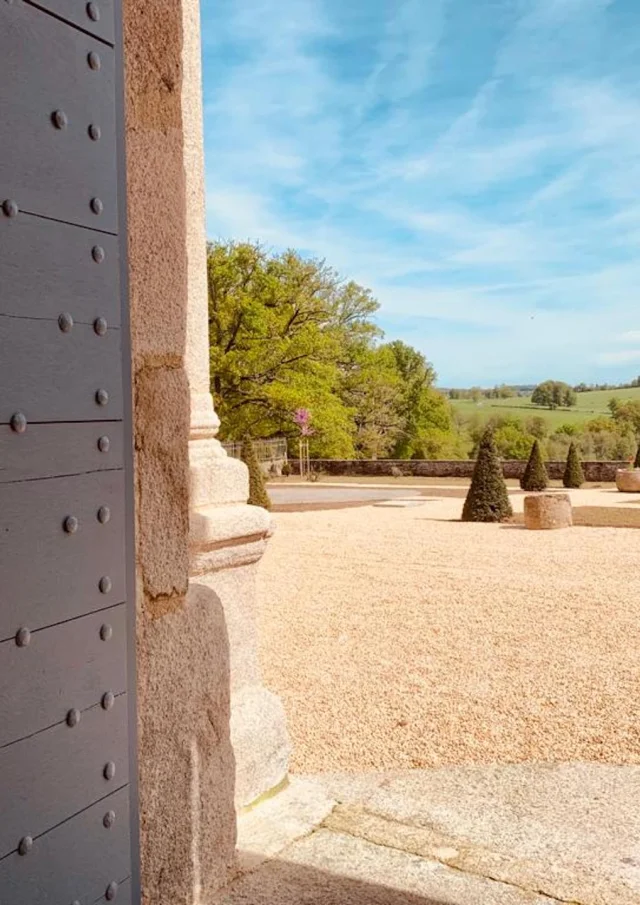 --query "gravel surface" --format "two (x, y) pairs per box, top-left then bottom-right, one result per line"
(257, 491), (640, 773)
